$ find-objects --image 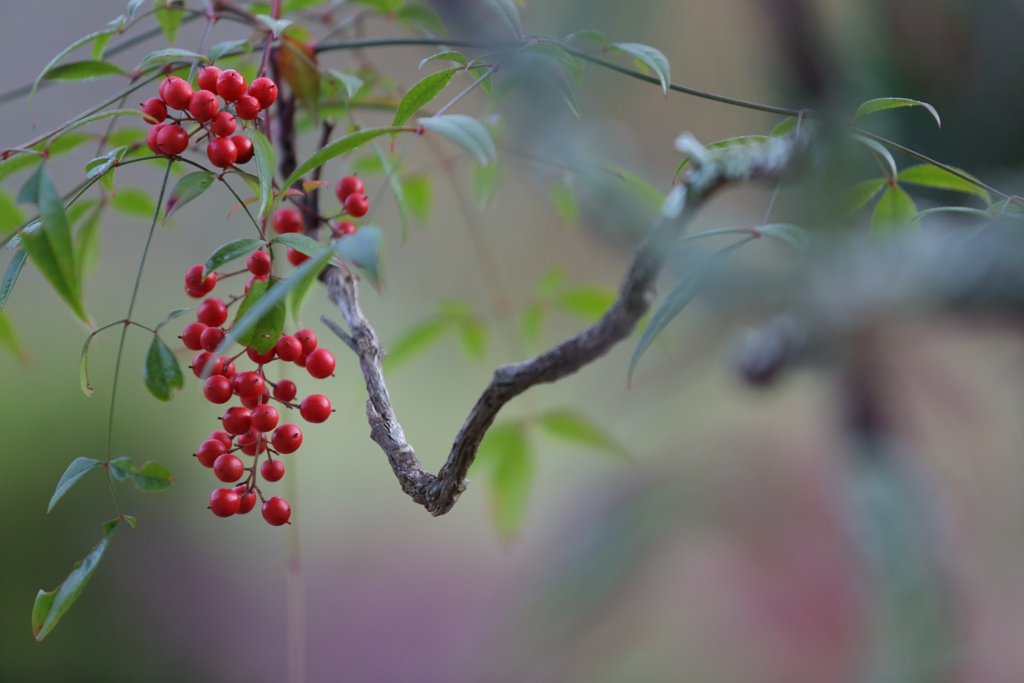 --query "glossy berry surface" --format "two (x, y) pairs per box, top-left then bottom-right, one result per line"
(196, 439), (227, 468)
(181, 322), (207, 350)
(235, 488), (257, 514)
(209, 488), (241, 517)
(261, 458), (285, 482)
(221, 406), (252, 435)
(273, 207), (302, 234)
(141, 98), (167, 124)
(287, 247), (309, 266)
(216, 69), (247, 102)
(232, 135), (254, 164)
(295, 329), (317, 354)
(207, 136), (238, 168)
(203, 375), (233, 404)
(156, 125), (189, 155)
(306, 348), (336, 379)
(300, 394), (332, 423)
(188, 89), (219, 122)
(248, 77), (278, 108)
(275, 336), (302, 362)
(335, 175), (365, 203)
(271, 424), (303, 454)
(210, 111), (237, 137)
(344, 192), (369, 217)
(213, 453), (244, 482)
(235, 94), (261, 121)
(251, 404), (280, 432)
(197, 65), (222, 92)
(196, 297), (228, 327)
(159, 76), (194, 110)
(272, 378), (297, 401)
(262, 496), (291, 526)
